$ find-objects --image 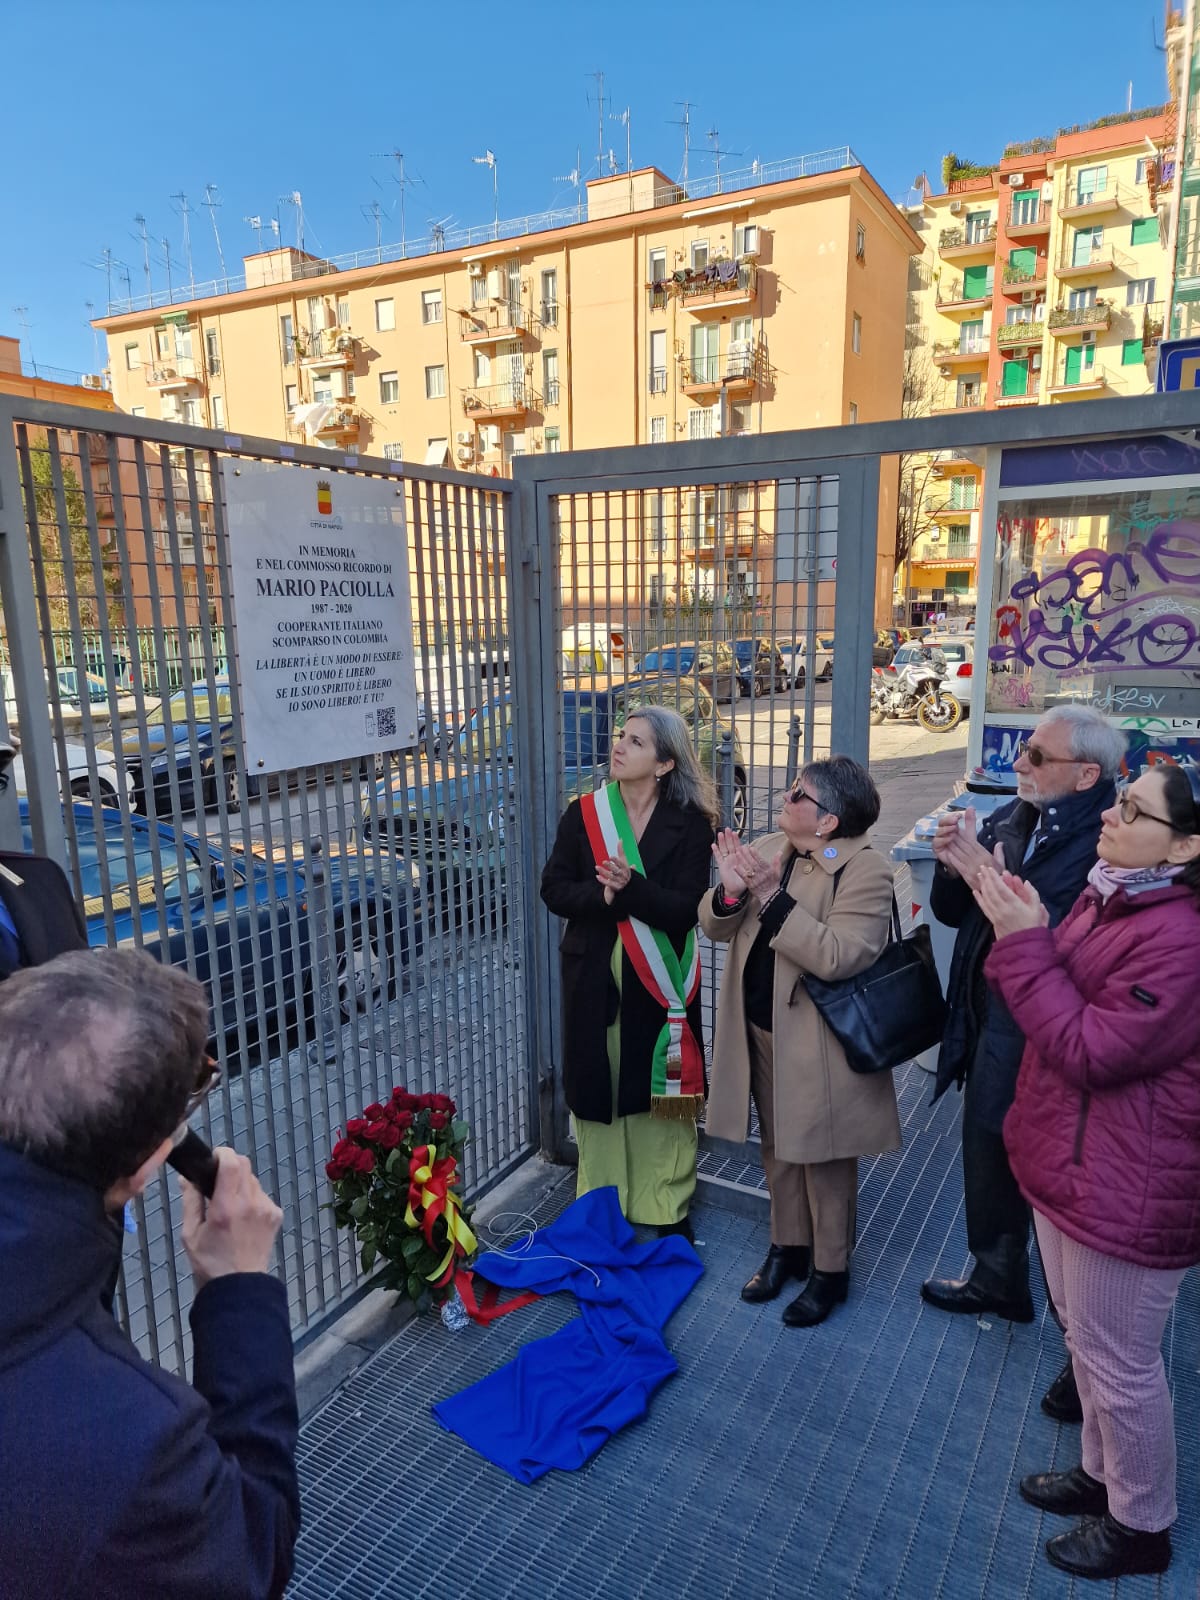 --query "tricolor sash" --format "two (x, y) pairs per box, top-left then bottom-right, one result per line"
(579, 783), (704, 1119)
